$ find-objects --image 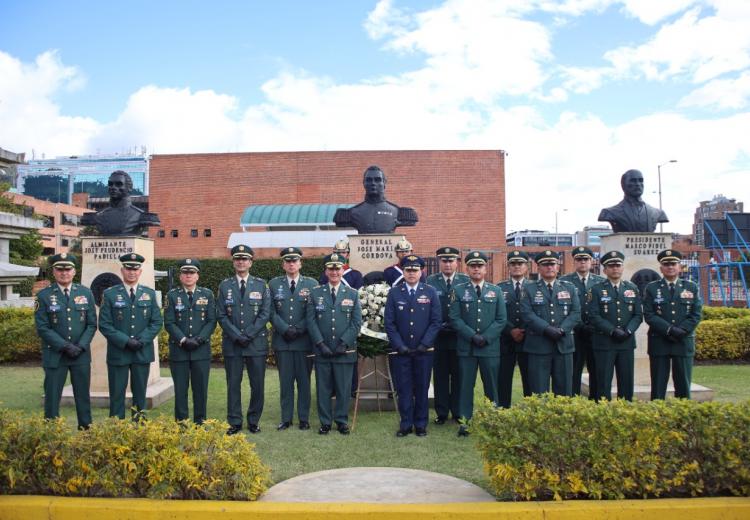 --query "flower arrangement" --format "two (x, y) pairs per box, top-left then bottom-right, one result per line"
(357, 282), (390, 357)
